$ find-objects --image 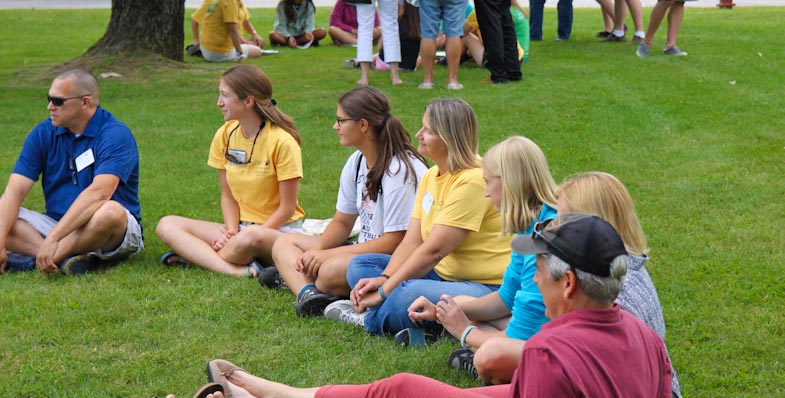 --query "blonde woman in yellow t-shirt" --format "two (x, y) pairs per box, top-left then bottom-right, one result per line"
(156, 65), (304, 278)
(190, 0), (265, 62)
(324, 98), (512, 338)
